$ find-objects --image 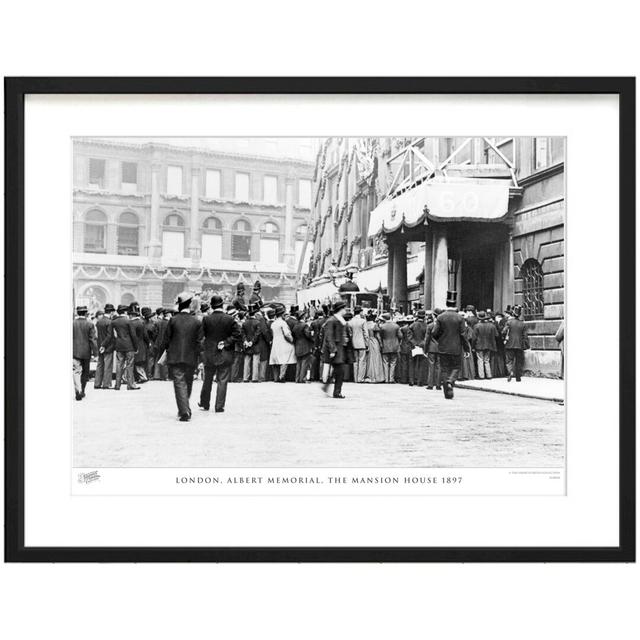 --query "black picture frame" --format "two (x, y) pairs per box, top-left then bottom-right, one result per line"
(4, 77), (635, 563)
